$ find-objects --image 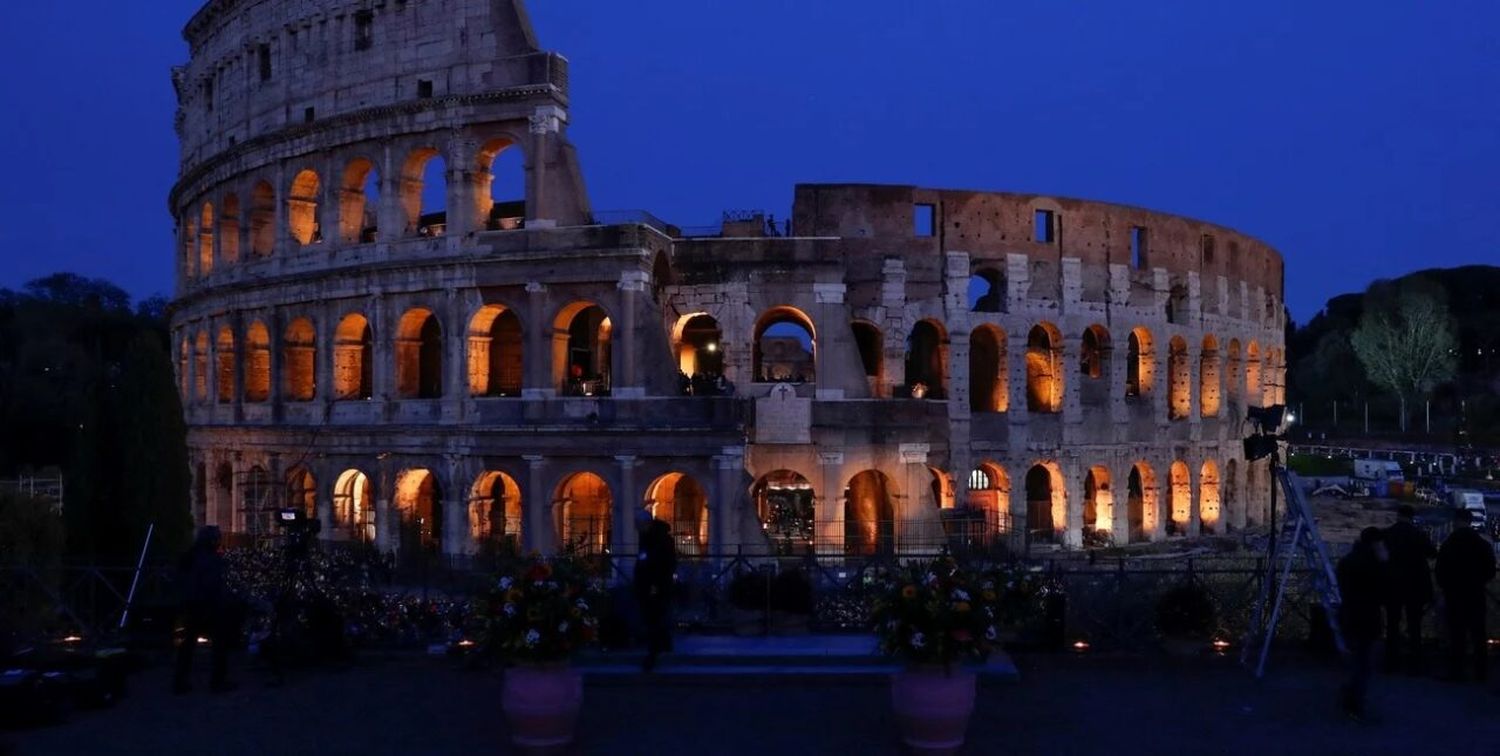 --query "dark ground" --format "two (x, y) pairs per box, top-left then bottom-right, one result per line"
(7, 650), (1499, 755)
